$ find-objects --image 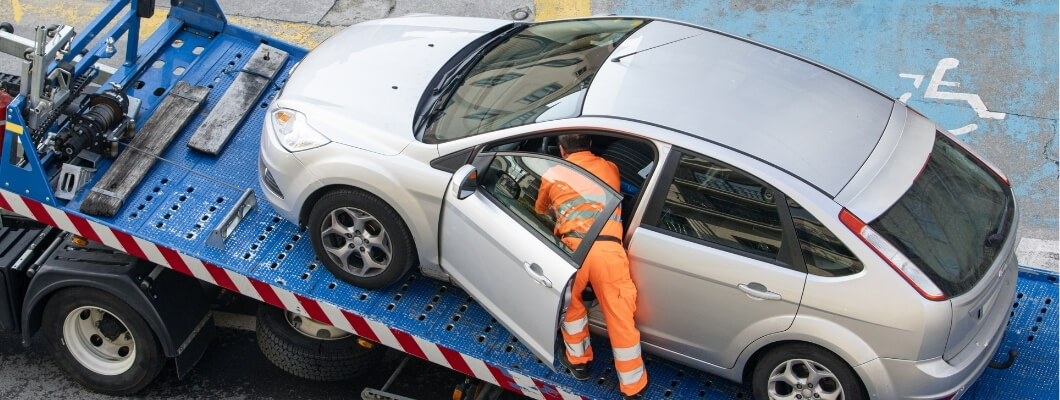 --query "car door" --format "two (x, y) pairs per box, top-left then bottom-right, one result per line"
(626, 149), (807, 369)
(440, 152), (623, 366)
